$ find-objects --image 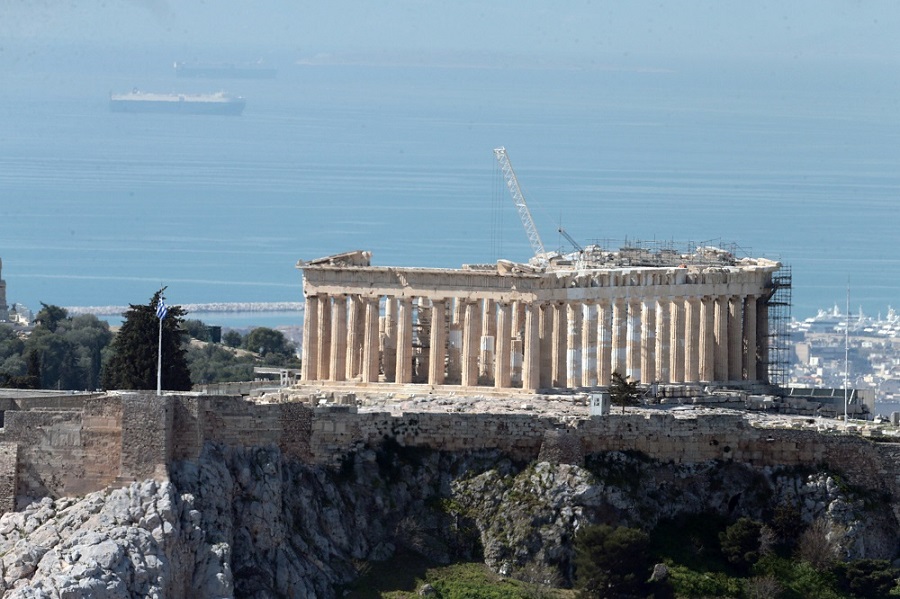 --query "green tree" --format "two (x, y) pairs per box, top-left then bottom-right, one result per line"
(101, 290), (192, 391)
(24, 328), (80, 389)
(186, 343), (257, 384)
(0, 325), (26, 379)
(574, 524), (651, 598)
(244, 327), (296, 359)
(182, 319), (210, 341)
(222, 330), (243, 348)
(35, 303), (68, 332)
(719, 517), (762, 573)
(609, 371), (641, 414)
(56, 314), (112, 390)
